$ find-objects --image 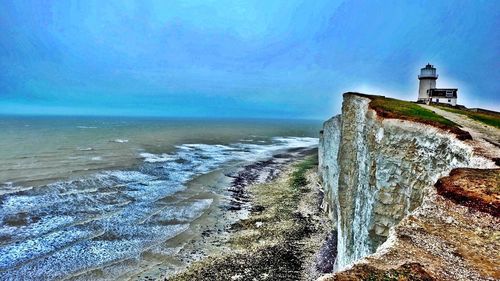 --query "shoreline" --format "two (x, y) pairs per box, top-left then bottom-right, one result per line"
(167, 150), (334, 281)
(126, 147), (320, 280)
